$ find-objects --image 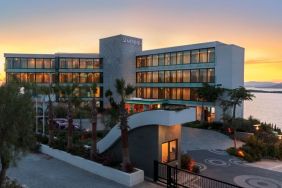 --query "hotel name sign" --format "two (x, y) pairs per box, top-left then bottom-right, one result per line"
(122, 37), (142, 46)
